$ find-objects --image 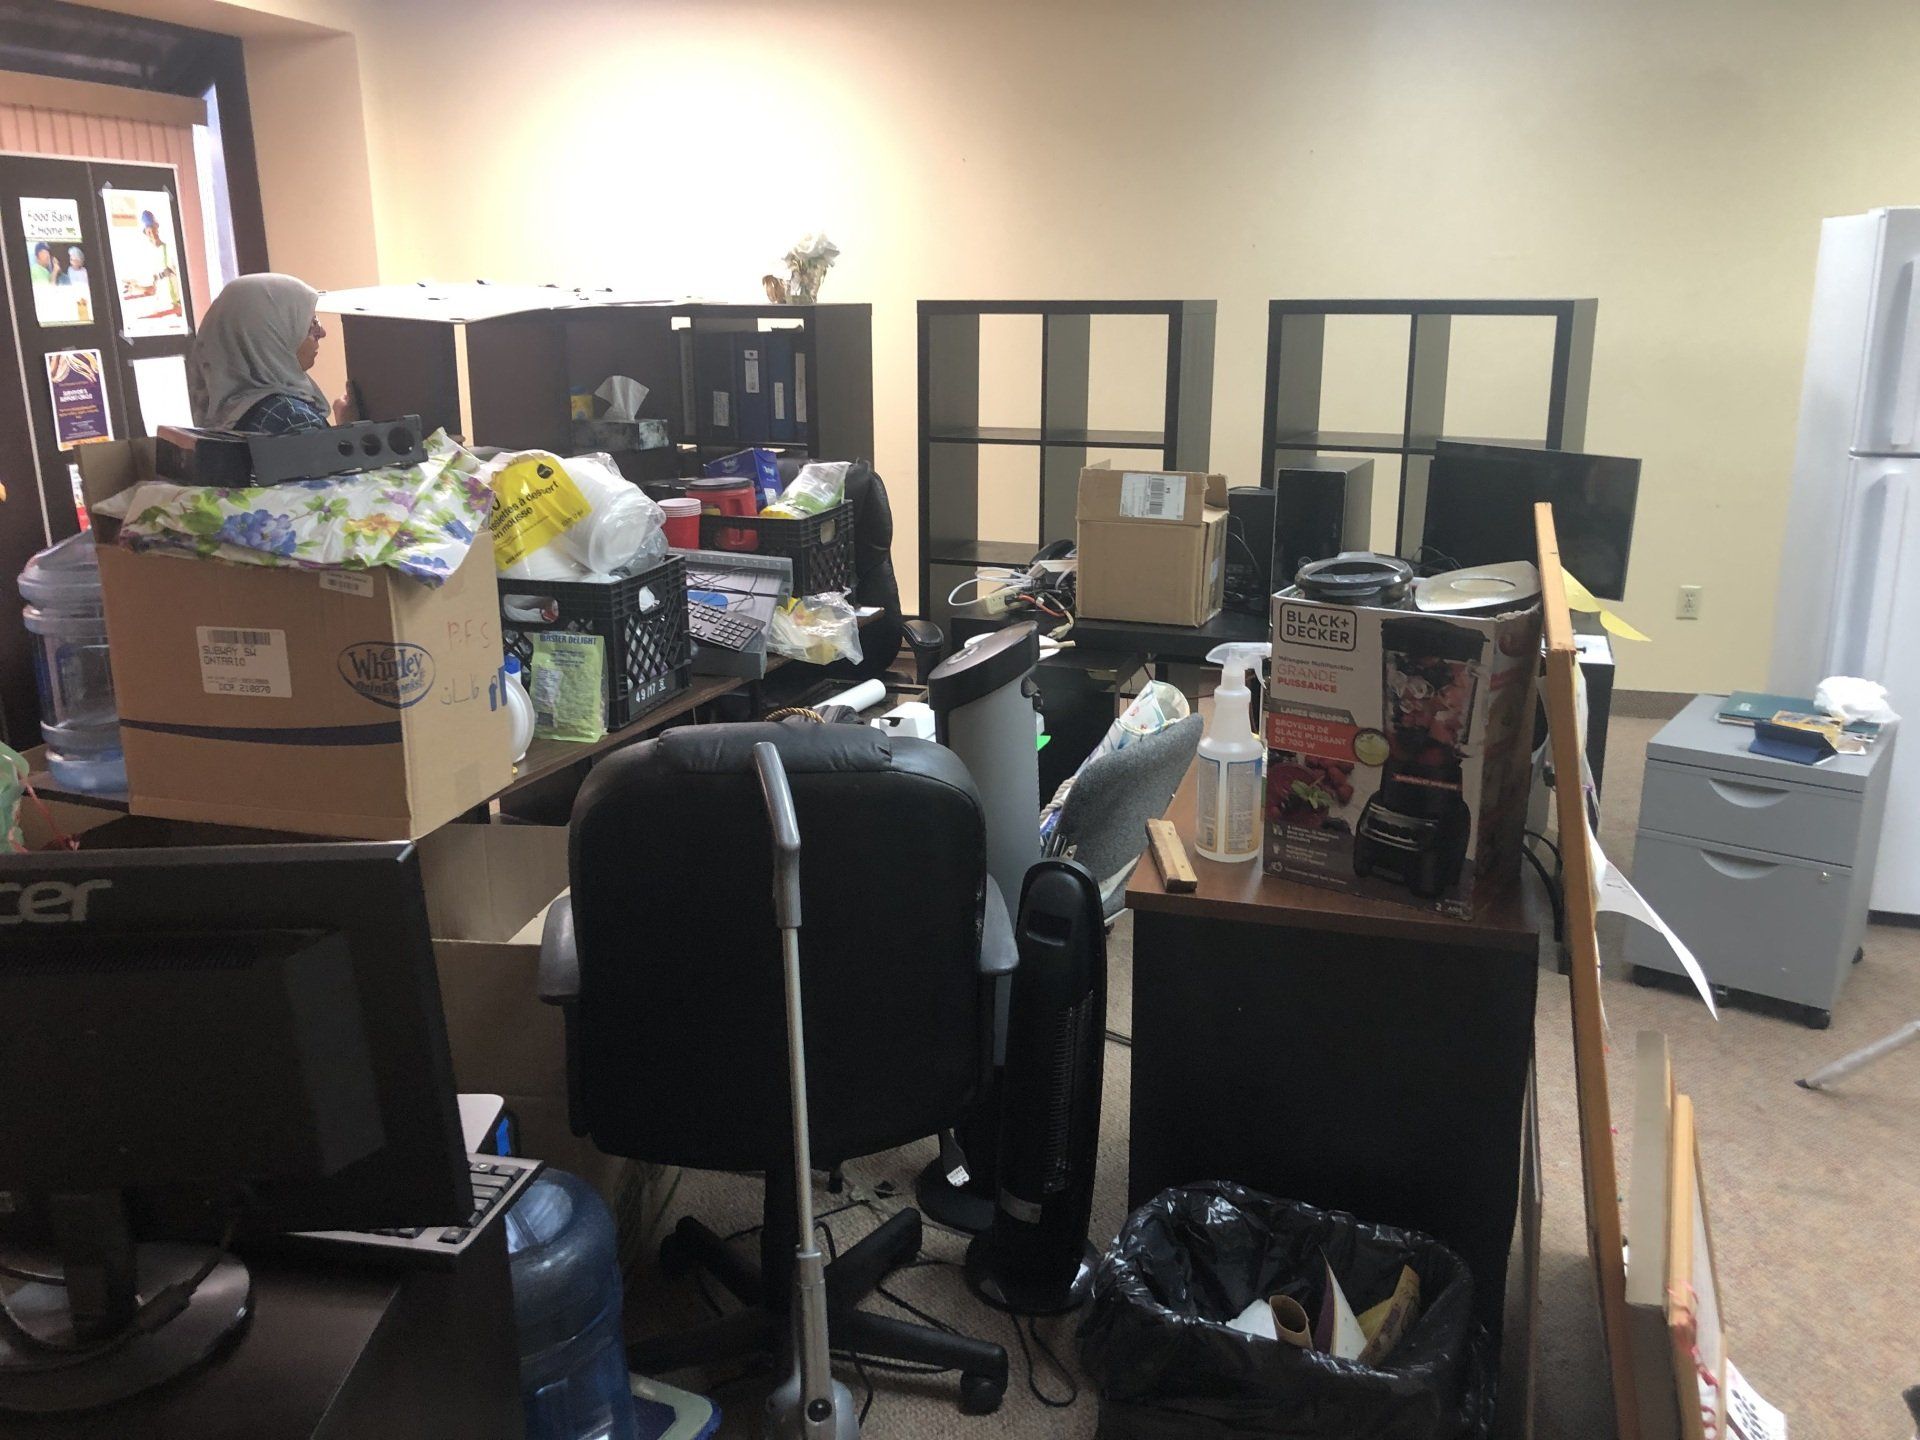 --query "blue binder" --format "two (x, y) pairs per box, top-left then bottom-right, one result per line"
(693, 334), (734, 440)
(763, 331), (798, 442)
(731, 334), (771, 442)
